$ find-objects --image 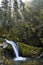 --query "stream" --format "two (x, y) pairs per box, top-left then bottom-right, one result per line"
(0, 39), (43, 65)
(0, 57), (43, 65)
